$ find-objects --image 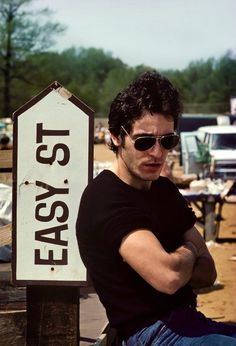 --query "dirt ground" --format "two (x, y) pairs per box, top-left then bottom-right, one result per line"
(94, 143), (236, 327)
